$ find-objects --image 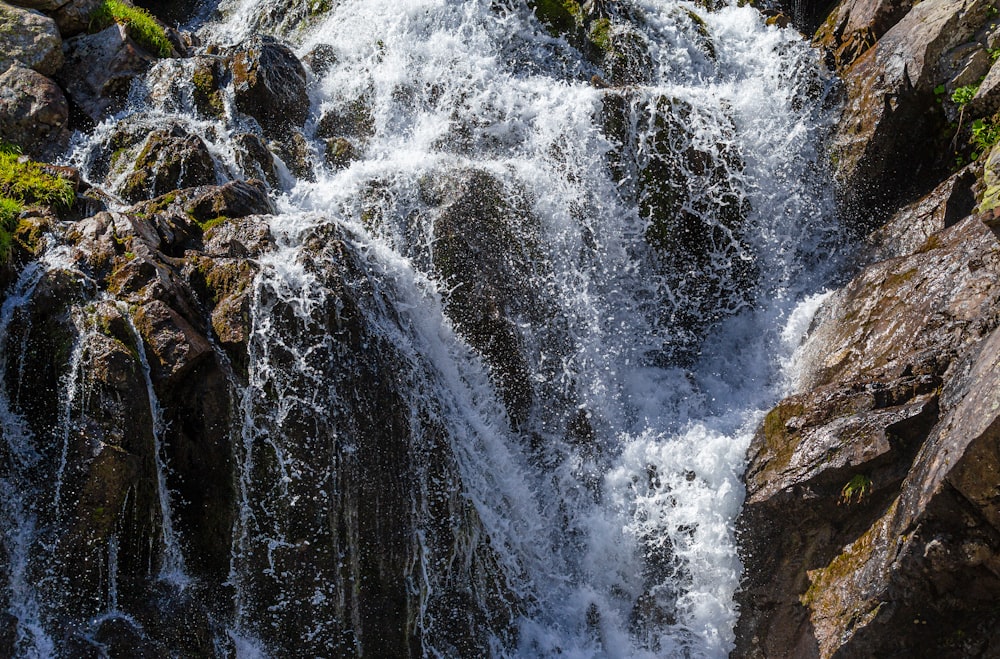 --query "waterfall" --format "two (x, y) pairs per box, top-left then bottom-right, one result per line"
(1, 0), (847, 656)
